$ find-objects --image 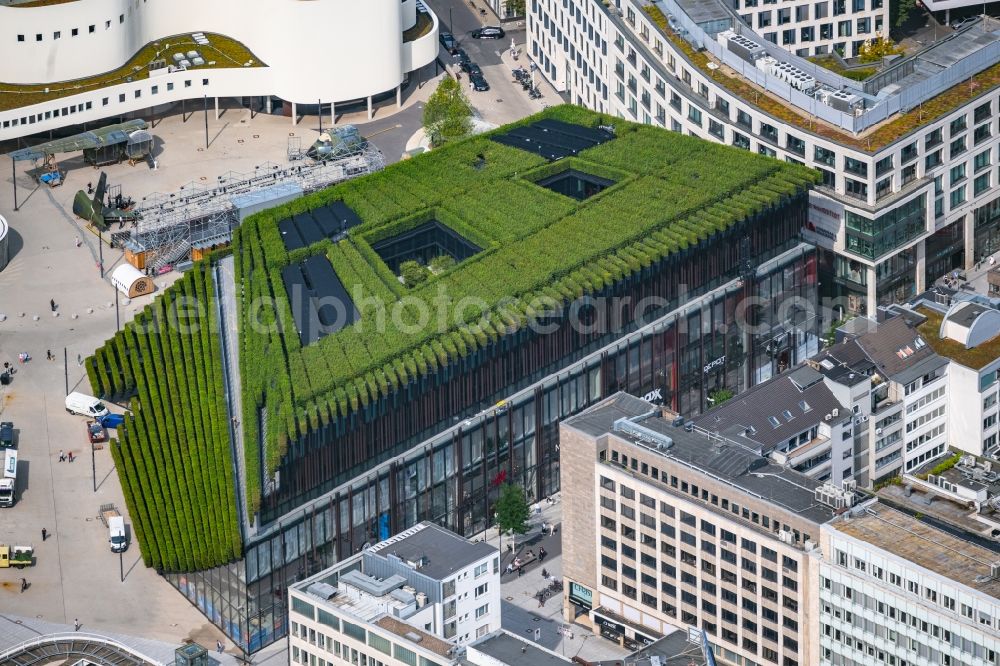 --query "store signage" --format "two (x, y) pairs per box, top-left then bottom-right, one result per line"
(569, 582), (593, 609)
(642, 388), (664, 404)
(805, 192), (843, 249)
(703, 355), (726, 374)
